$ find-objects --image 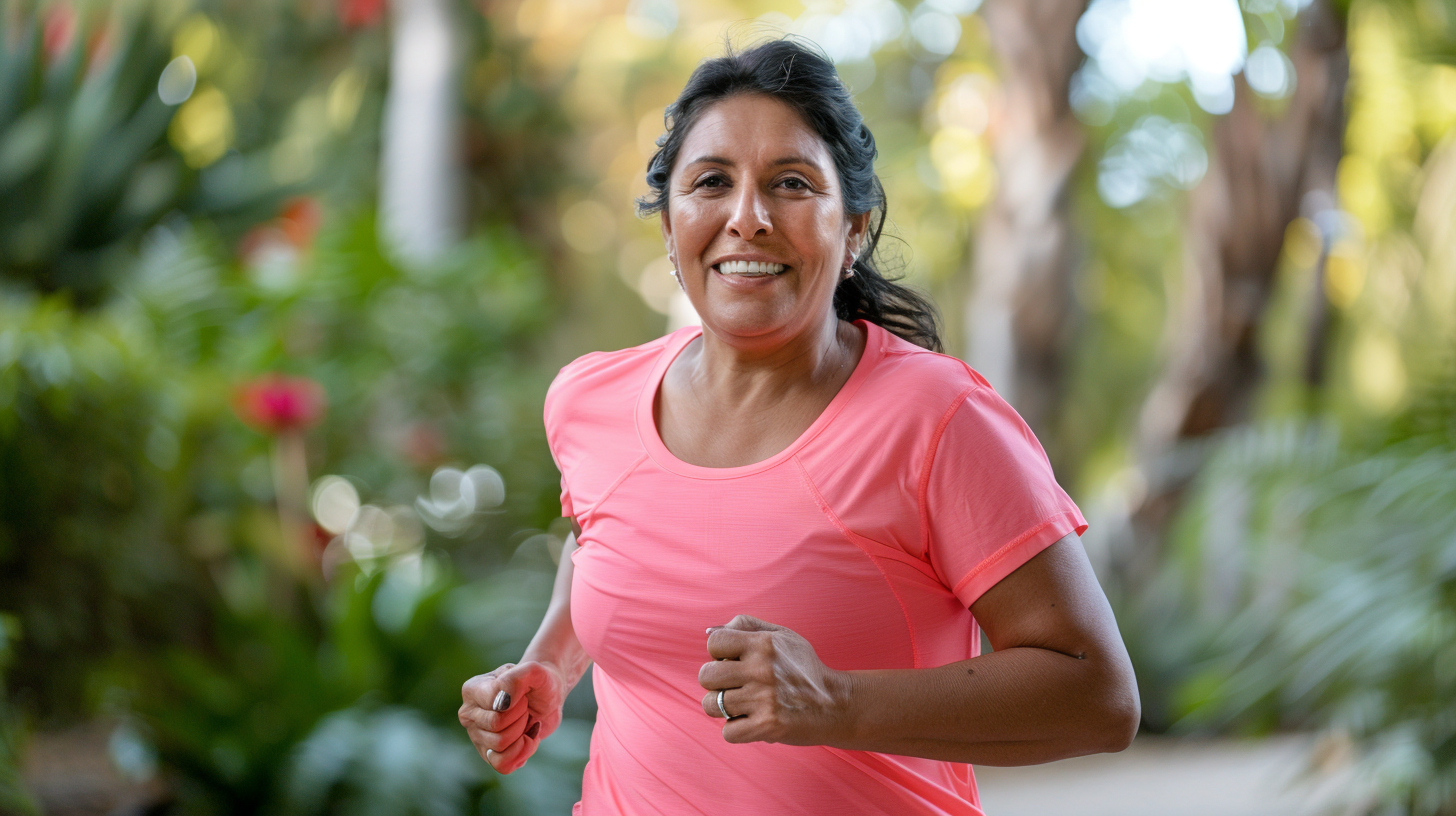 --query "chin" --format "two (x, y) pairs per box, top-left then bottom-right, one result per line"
(697, 301), (800, 340)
